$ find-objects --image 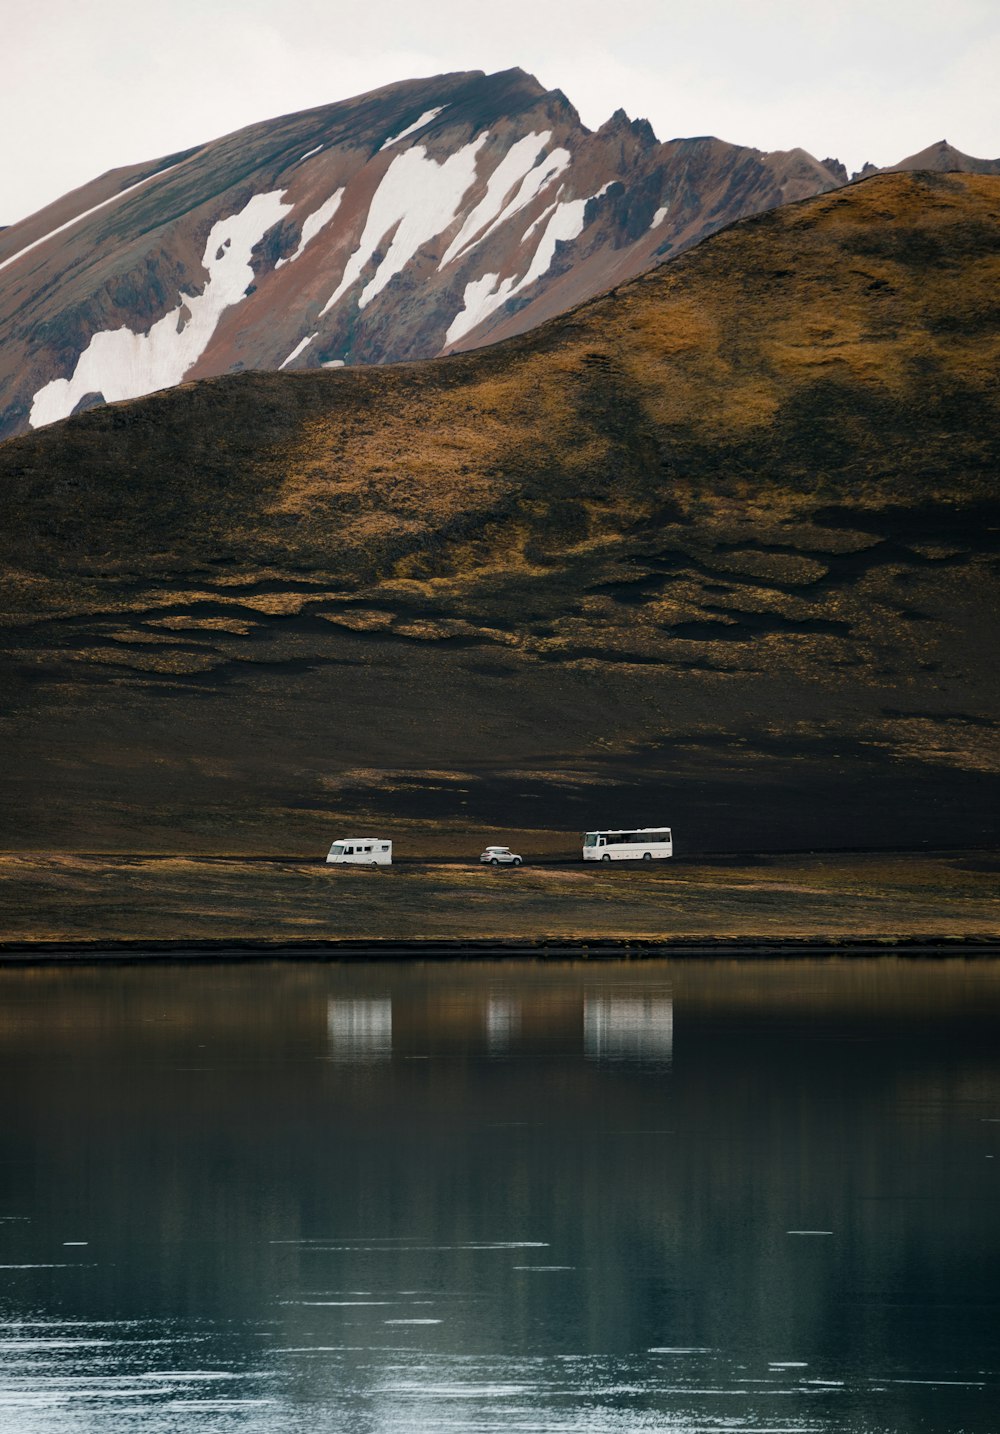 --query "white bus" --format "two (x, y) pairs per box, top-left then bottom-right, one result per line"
(326, 837), (392, 865)
(583, 828), (673, 862)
